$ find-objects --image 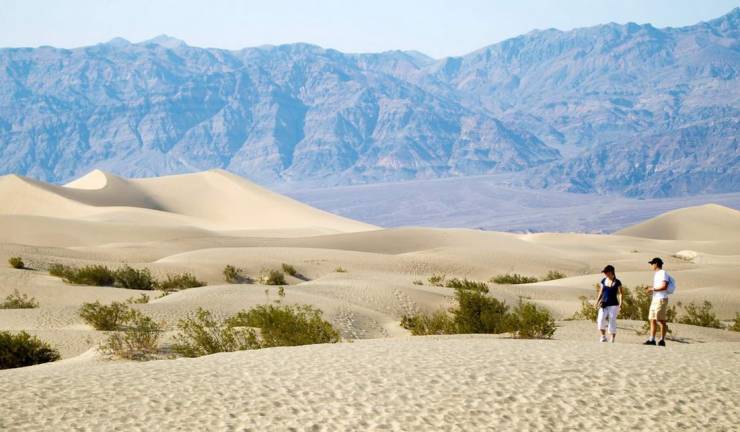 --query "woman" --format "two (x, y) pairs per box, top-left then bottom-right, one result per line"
(596, 265), (623, 342)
